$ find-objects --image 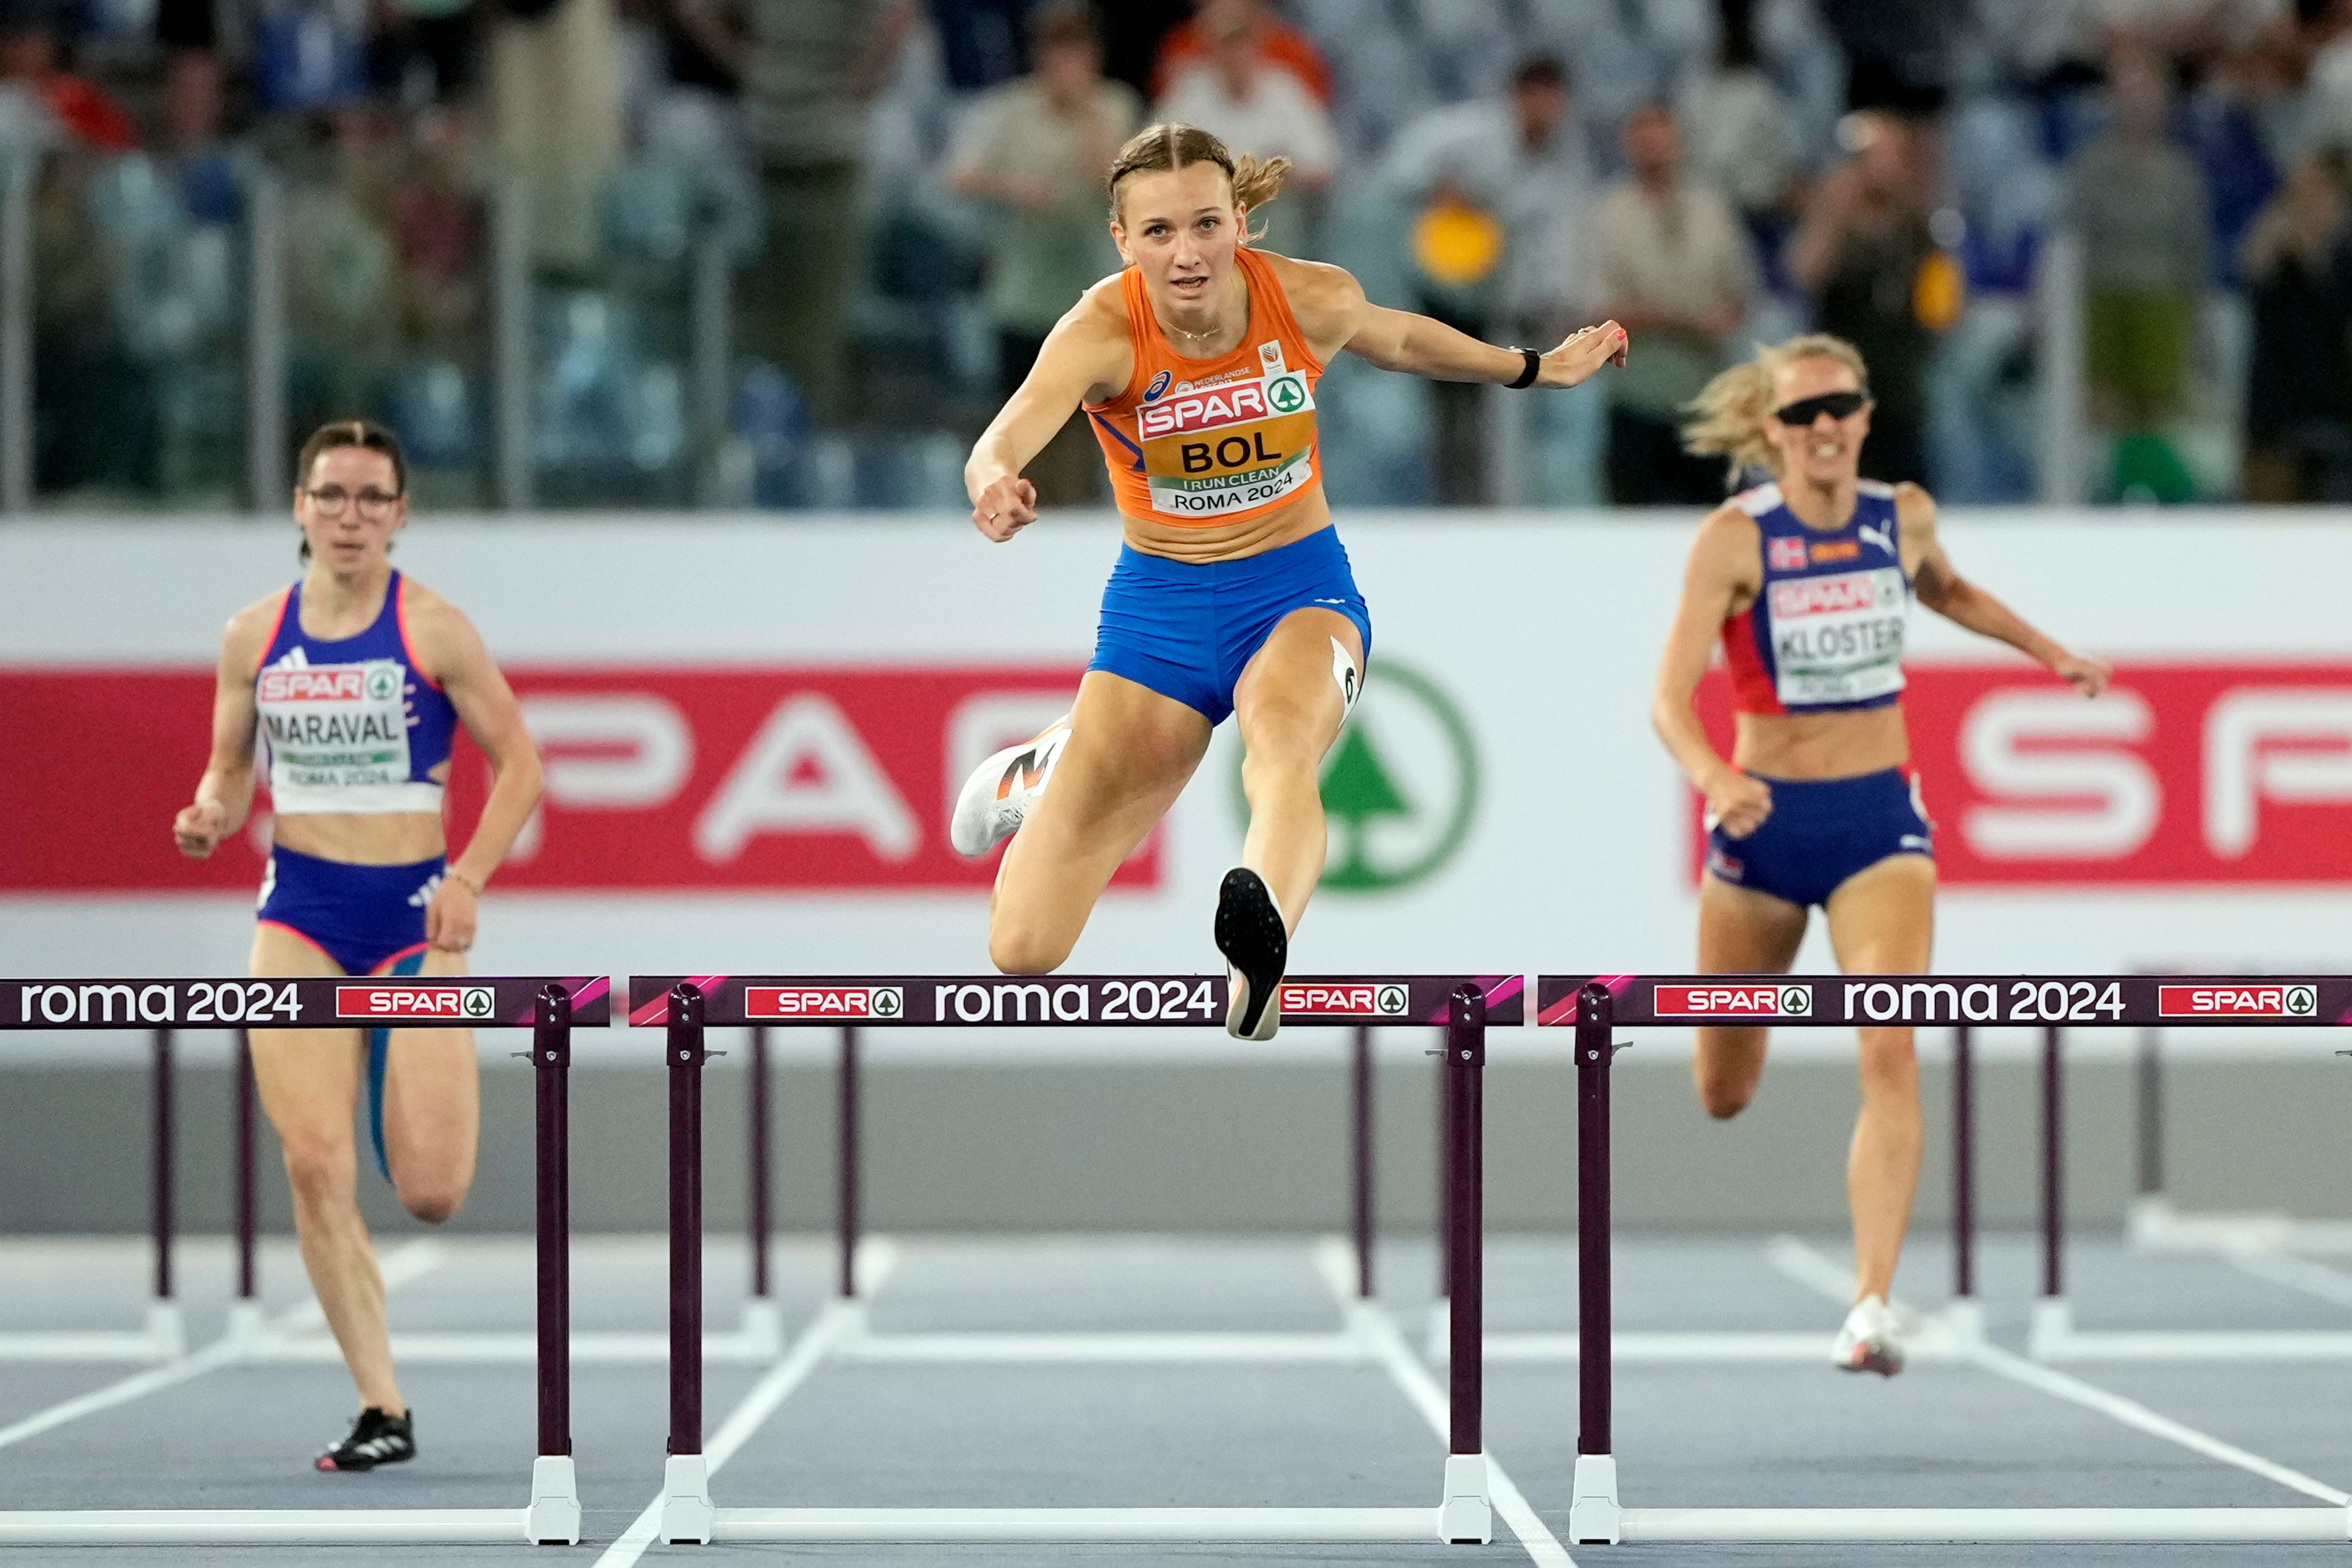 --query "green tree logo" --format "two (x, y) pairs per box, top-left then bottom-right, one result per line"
(1233, 659), (1477, 893)
(1268, 374), (1306, 414)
